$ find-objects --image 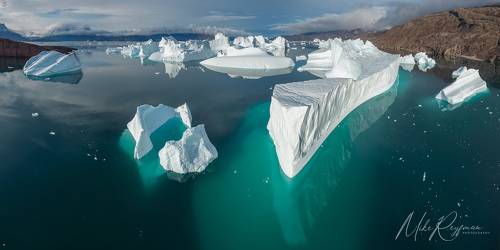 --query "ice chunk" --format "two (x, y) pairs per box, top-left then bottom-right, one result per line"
(201, 55), (294, 70)
(209, 33), (230, 53)
(149, 39), (215, 62)
(138, 39), (158, 58)
(23, 51), (81, 77)
(414, 52), (436, 72)
(127, 103), (192, 159)
(295, 55), (307, 61)
(254, 35), (266, 48)
(435, 68), (487, 105)
(265, 36), (288, 56)
(268, 43), (399, 177)
(452, 66), (467, 78)
(106, 47), (122, 55)
(159, 124), (218, 174)
(233, 36), (255, 48)
(399, 54), (415, 71)
(220, 47), (269, 57)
